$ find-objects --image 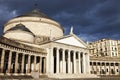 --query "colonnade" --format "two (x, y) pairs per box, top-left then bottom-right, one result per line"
(51, 47), (90, 74)
(90, 61), (120, 75)
(0, 48), (46, 75)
